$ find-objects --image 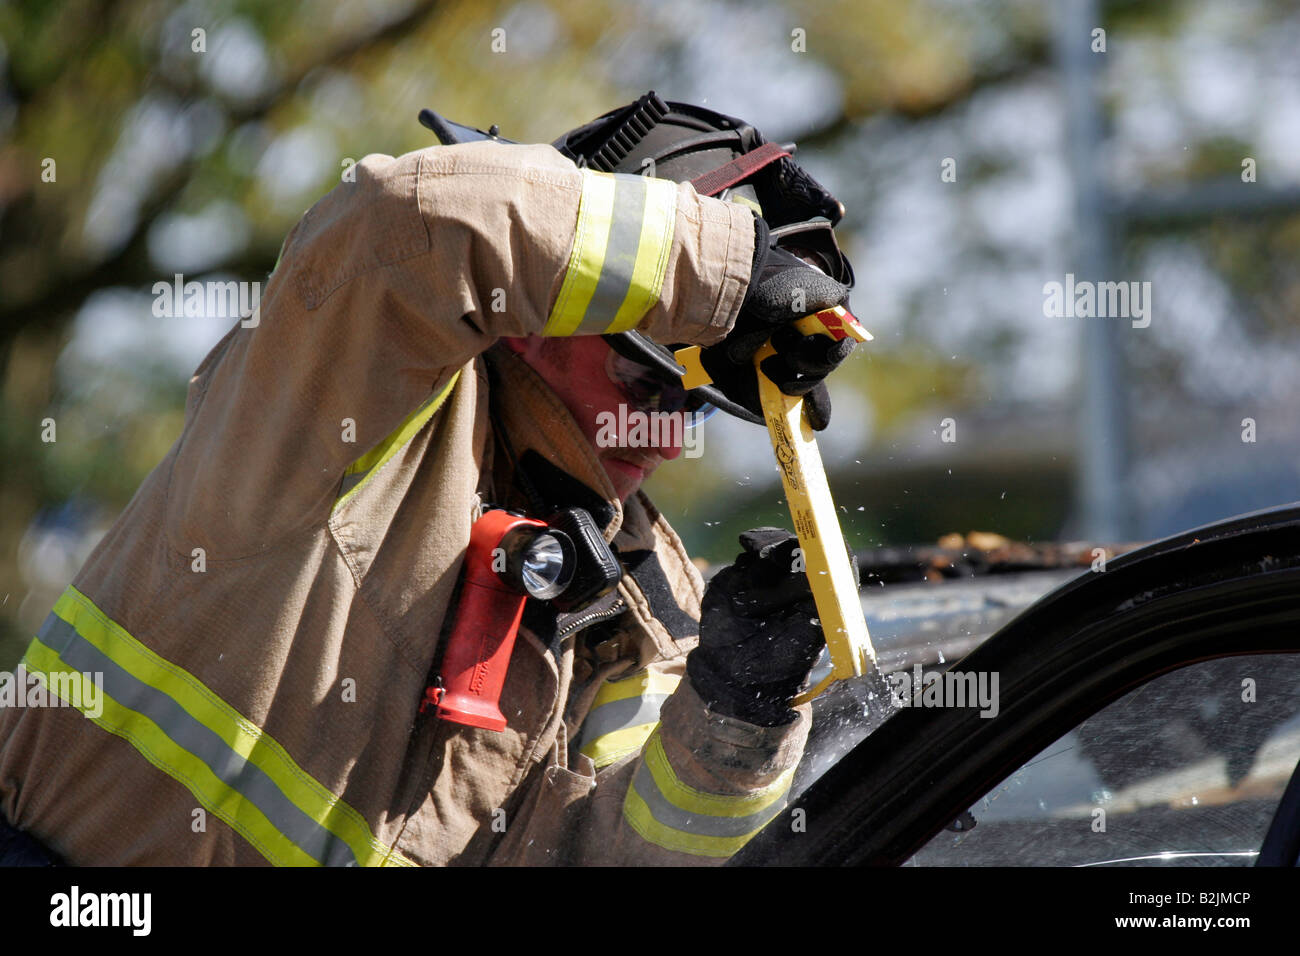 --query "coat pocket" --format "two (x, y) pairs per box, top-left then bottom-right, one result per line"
(489, 744), (596, 866)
